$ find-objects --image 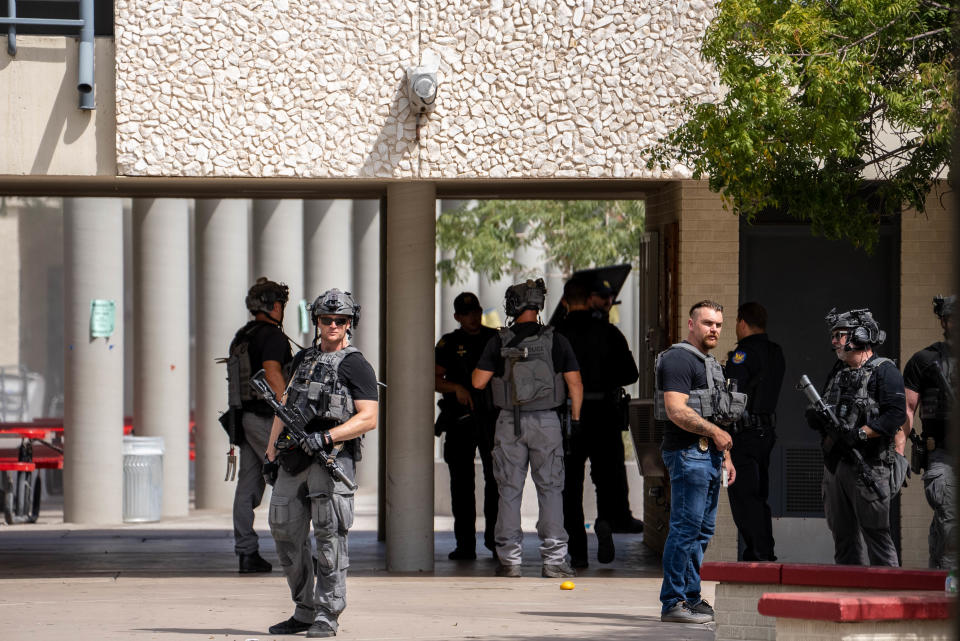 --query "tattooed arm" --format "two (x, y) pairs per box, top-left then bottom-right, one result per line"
(664, 391), (733, 452)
